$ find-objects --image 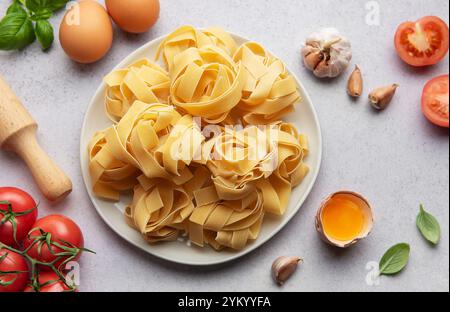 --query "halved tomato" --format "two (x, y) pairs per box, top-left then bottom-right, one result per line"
(422, 75), (449, 128)
(395, 16), (449, 67)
